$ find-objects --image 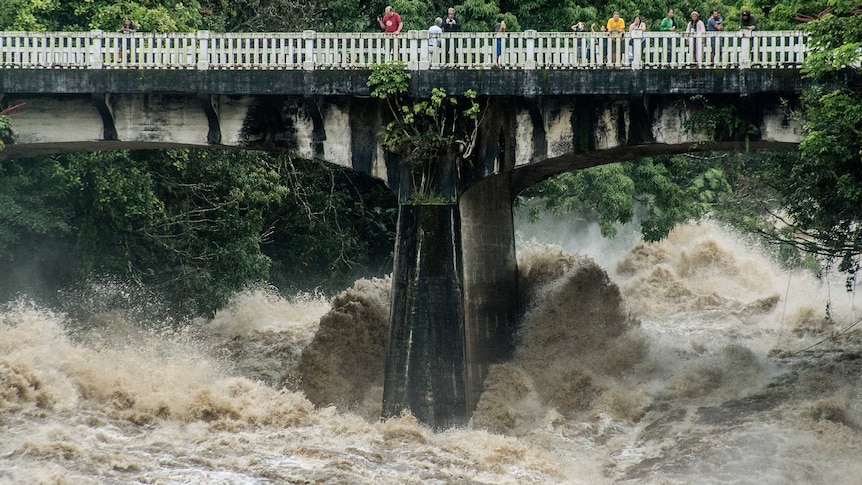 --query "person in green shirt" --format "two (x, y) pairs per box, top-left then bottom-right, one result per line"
(659, 9), (677, 31)
(659, 9), (678, 65)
